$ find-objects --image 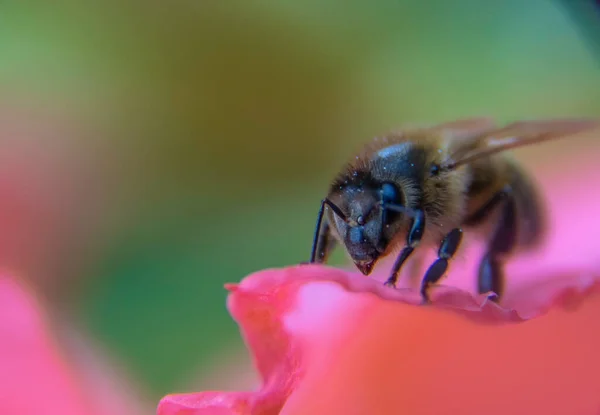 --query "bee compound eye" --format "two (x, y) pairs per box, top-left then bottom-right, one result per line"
(381, 182), (400, 204)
